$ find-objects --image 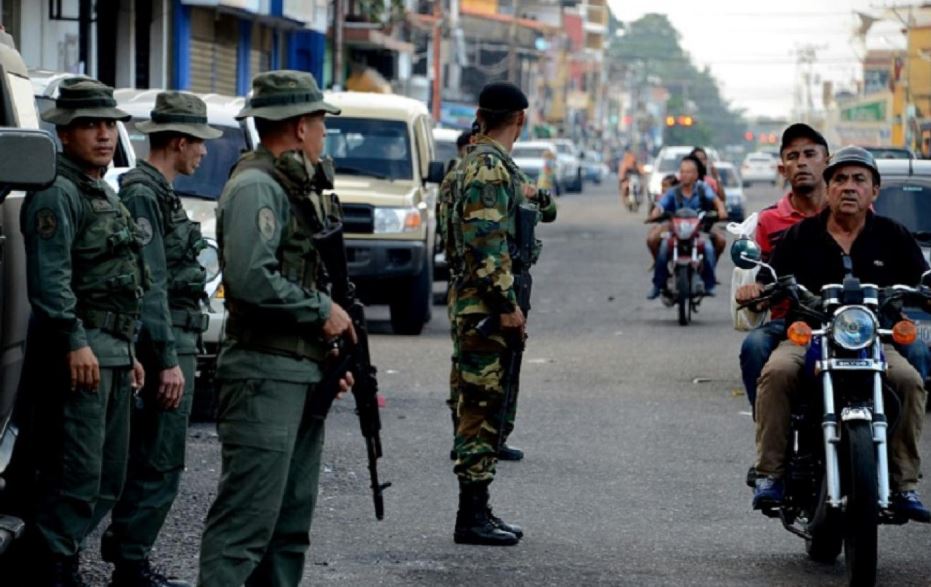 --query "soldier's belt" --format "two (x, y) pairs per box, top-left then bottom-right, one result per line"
(78, 308), (139, 341)
(170, 309), (209, 333)
(225, 315), (325, 361)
